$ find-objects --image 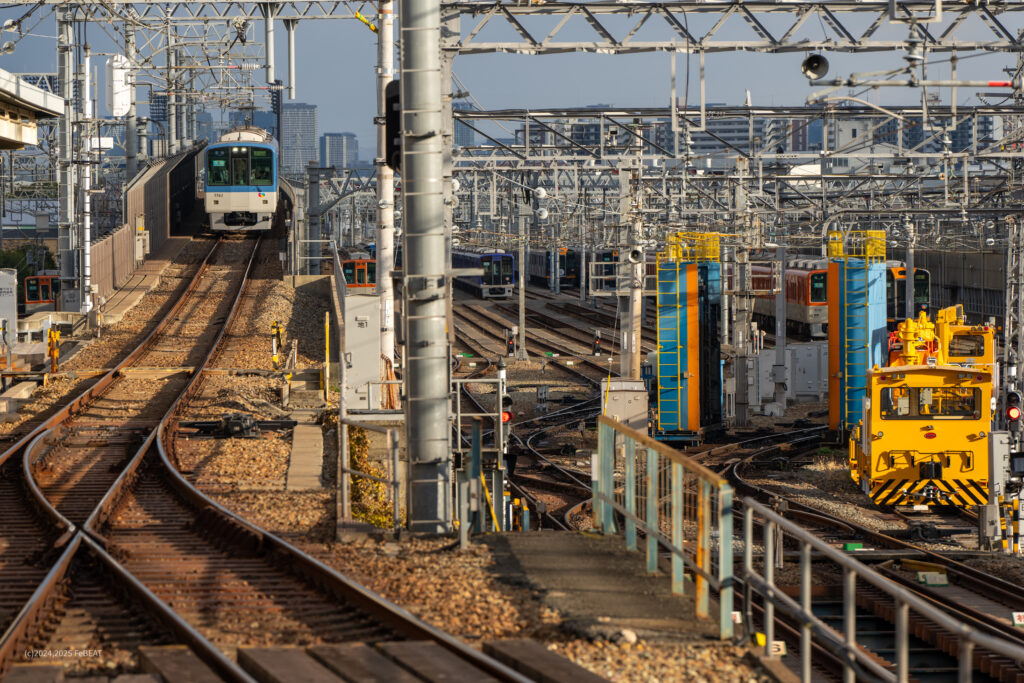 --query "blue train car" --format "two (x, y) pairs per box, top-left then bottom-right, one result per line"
(452, 248), (515, 299)
(203, 127), (278, 231)
(527, 248), (580, 288)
